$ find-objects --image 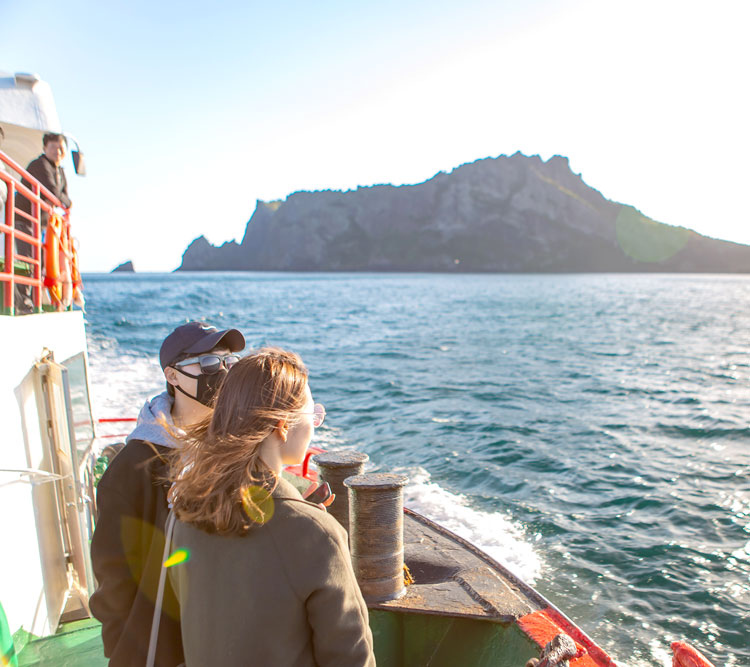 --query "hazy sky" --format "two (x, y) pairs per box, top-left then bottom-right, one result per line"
(2, 0), (748, 272)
